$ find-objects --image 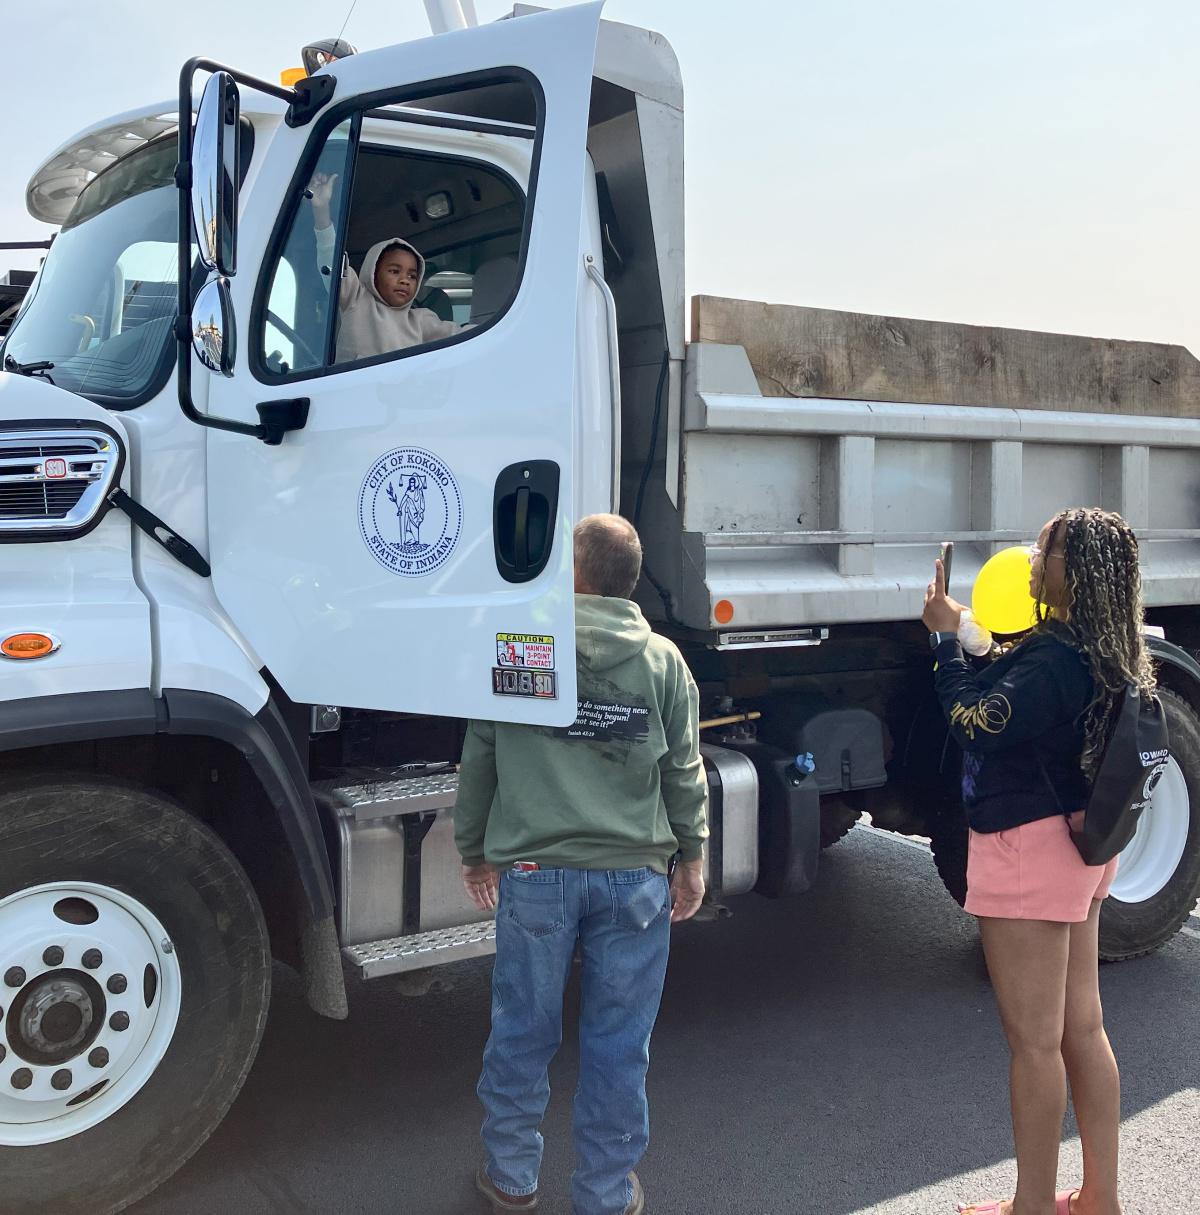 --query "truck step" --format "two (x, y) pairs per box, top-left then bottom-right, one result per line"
(344, 919), (496, 978)
(318, 766), (459, 822)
